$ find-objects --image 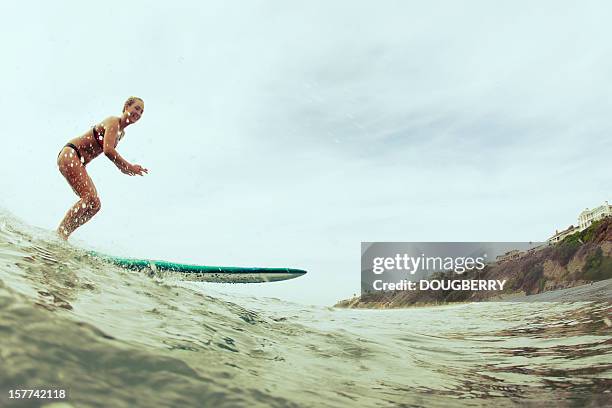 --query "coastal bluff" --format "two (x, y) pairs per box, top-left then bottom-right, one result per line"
(336, 217), (612, 309)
